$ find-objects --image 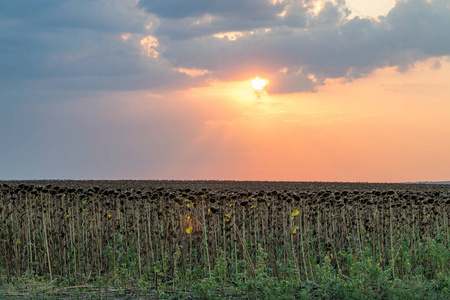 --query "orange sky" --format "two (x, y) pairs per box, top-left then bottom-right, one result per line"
(149, 59), (450, 182)
(2, 0), (449, 182)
